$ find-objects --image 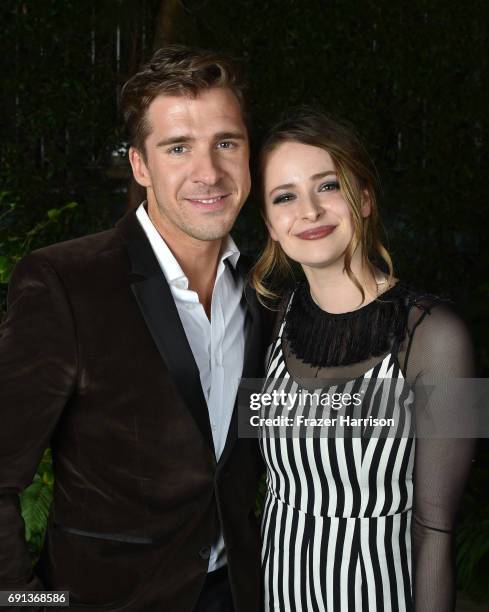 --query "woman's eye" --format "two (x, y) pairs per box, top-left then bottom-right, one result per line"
(272, 193), (295, 204)
(319, 181), (340, 192)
